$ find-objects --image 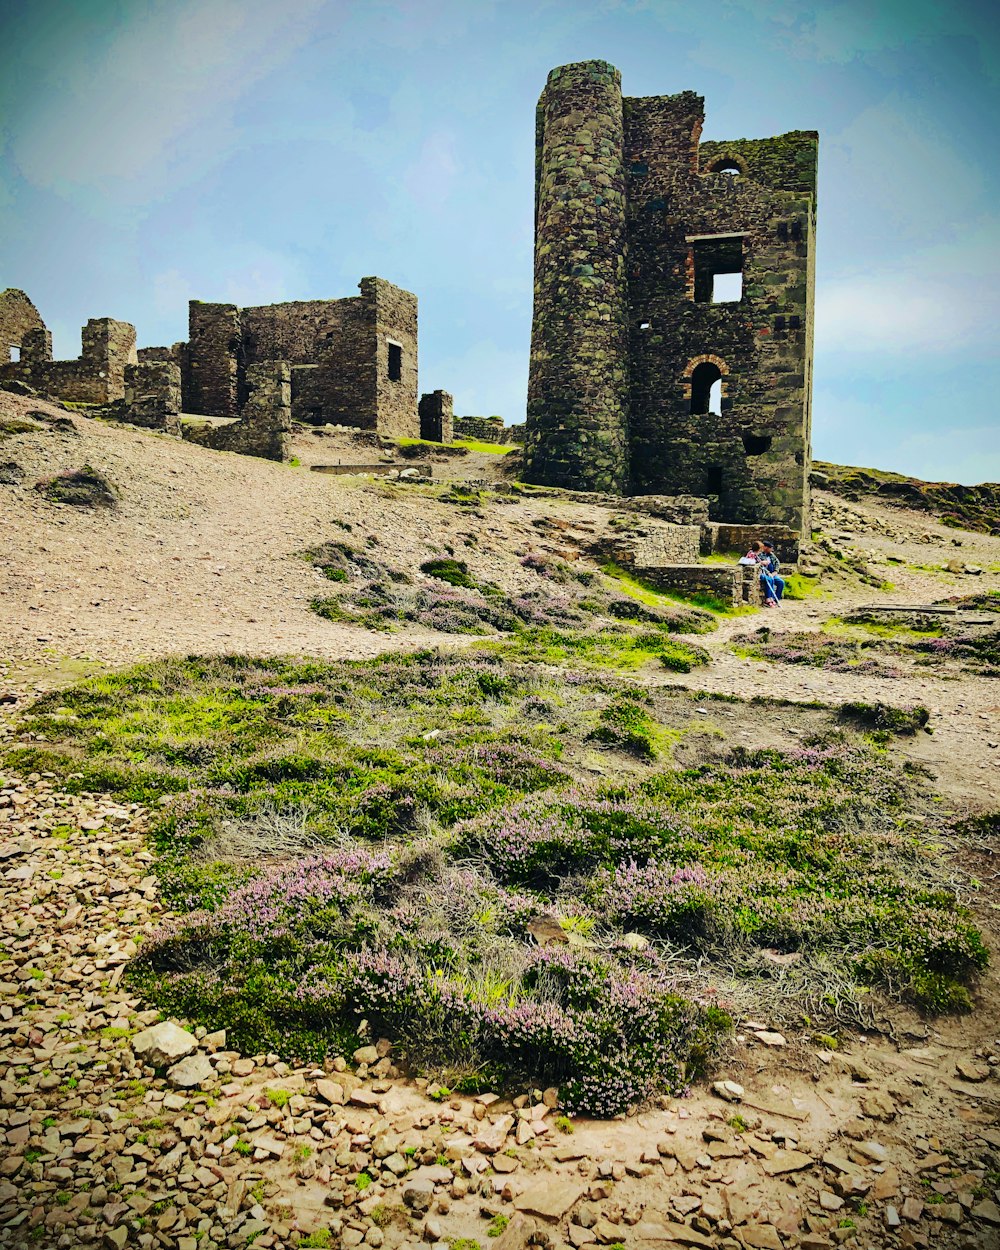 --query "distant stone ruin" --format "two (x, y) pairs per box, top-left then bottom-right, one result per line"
(524, 61), (817, 536)
(1, 289), (137, 404)
(0, 277), (438, 463)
